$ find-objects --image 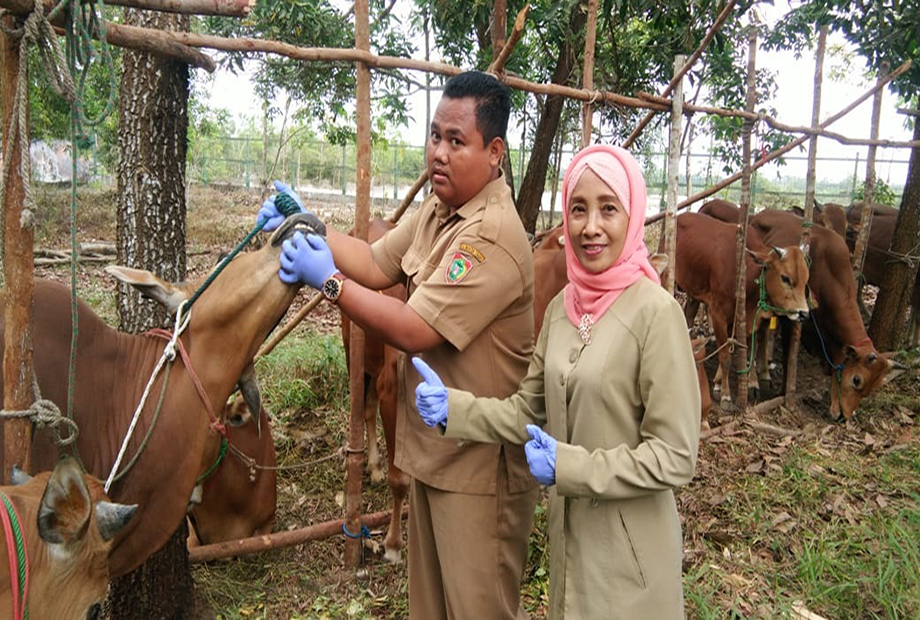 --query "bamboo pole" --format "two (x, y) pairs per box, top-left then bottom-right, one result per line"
(663, 55), (683, 295)
(644, 59), (913, 226)
(623, 0), (737, 148)
(852, 62), (889, 274)
(188, 508), (406, 563)
(1, 0), (253, 16)
(786, 26), (827, 408)
(731, 28), (757, 411)
(1, 17), (33, 479)
(581, 0), (598, 148)
(0, 1), (217, 71)
(388, 169), (428, 225)
(344, 0), (371, 568)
